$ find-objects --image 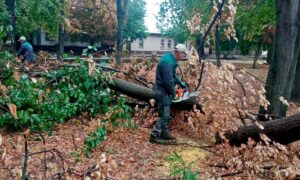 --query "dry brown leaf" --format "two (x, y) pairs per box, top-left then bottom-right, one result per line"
(259, 133), (271, 145)
(1, 148), (6, 162)
(8, 103), (18, 119)
(0, 85), (7, 96)
(13, 71), (20, 81)
(88, 61), (95, 76)
(254, 121), (264, 130)
(23, 129), (31, 136)
(31, 78), (38, 83)
(149, 99), (155, 107)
